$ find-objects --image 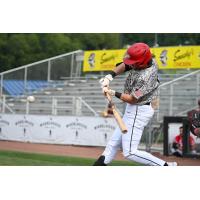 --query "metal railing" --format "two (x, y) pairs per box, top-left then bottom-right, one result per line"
(78, 97), (98, 116)
(0, 96), (15, 114)
(144, 69), (200, 152)
(0, 50), (83, 97)
(0, 95), (98, 116)
(155, 69), (200, 122)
